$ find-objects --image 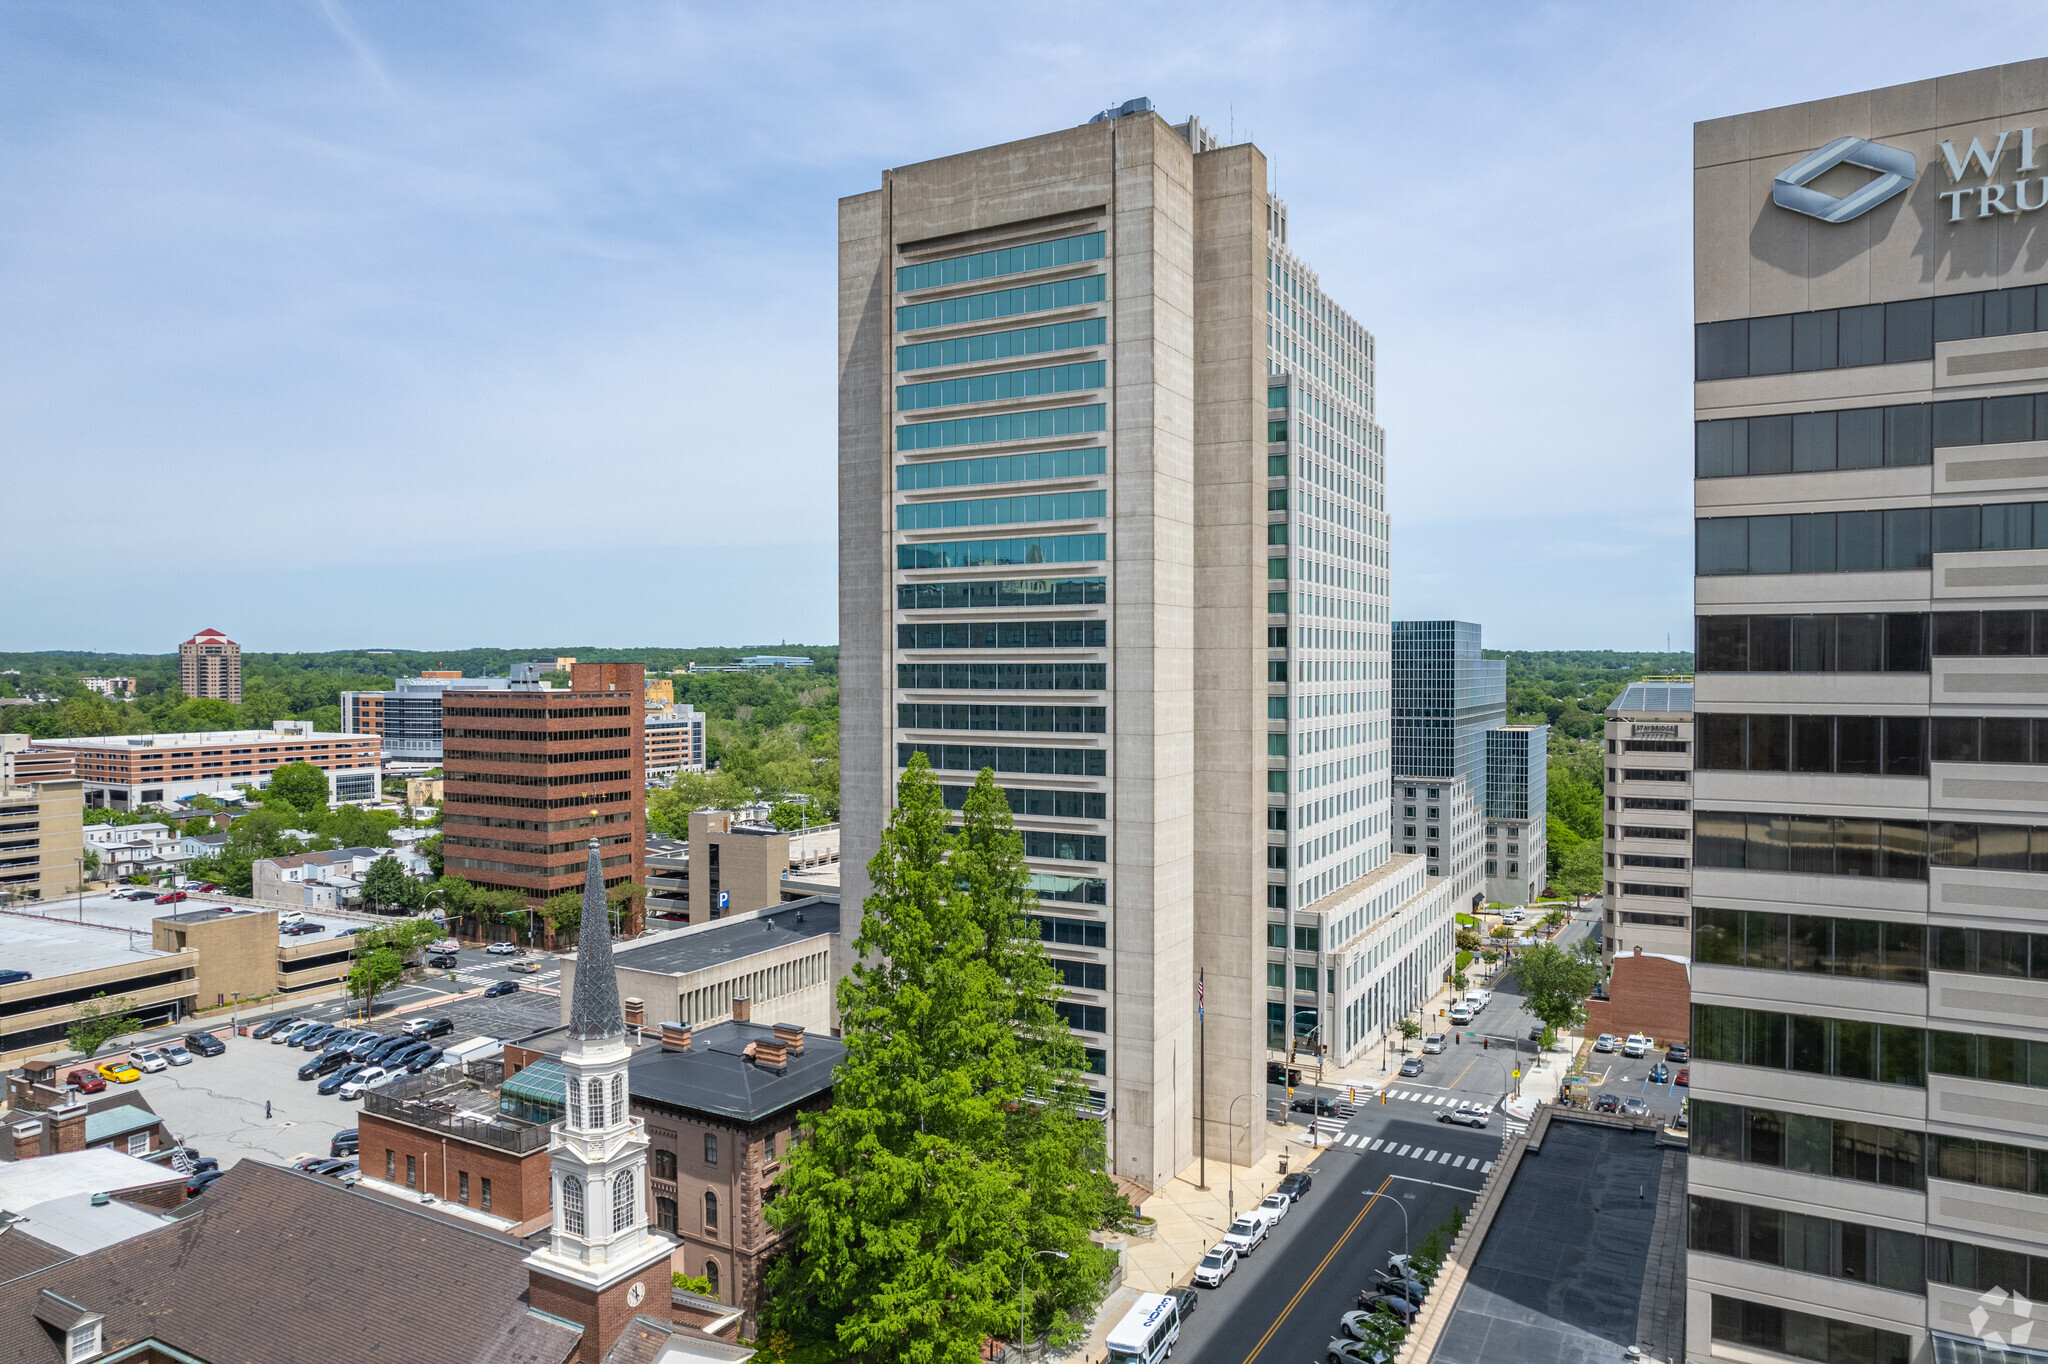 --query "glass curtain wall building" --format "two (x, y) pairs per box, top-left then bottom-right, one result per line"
(839, 103), (1414, 1186)
(1689, 61), (2048, 1364)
